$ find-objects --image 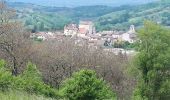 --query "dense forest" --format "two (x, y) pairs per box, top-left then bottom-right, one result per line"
(8, 0), (170, 32)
